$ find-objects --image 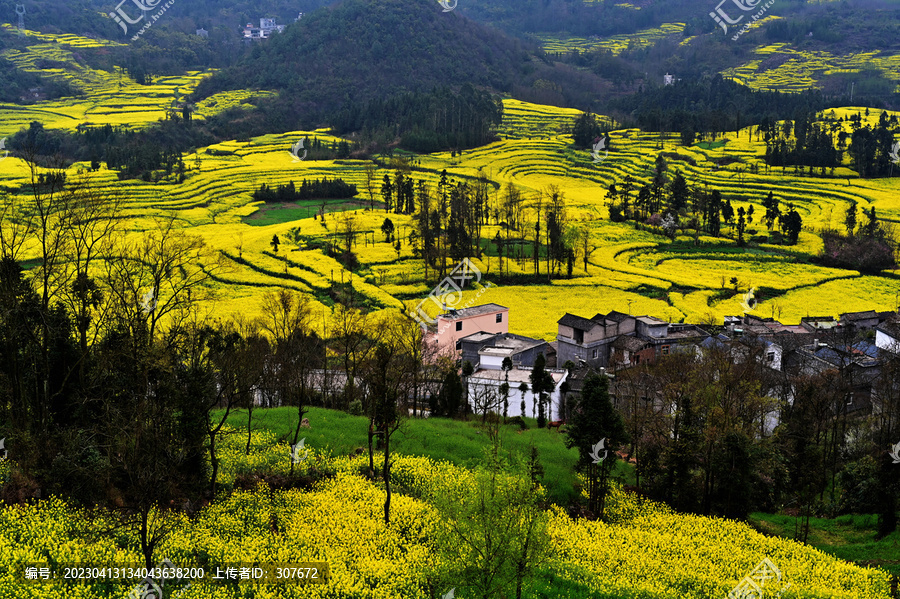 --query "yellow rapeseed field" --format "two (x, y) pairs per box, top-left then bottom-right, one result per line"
(2, 31), (900, 340)
(0, 429), (891, 598)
